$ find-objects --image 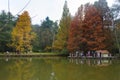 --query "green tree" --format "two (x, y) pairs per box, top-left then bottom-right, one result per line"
(94, 0), (112, 27)
(32, 17), (58, 52)
(111, 0), (120, 54)
(31, 24), (40, 52)
(11, 11), (35, 53)
(0, 10), (16, 52)
(53, 1), (71, 53)
(111, 0), (120, 18)
(94, 0), (115, 53)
